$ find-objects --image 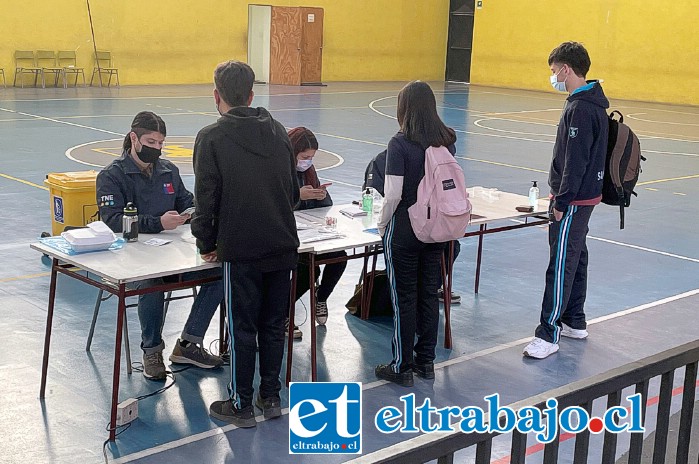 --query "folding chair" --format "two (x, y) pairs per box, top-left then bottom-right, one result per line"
(57, 50), (86, 88)
(36, 50), (63, 88)
(85, 285), (197, 375)
(90, 51), (120, 87)
(13, 50), (42, 88)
